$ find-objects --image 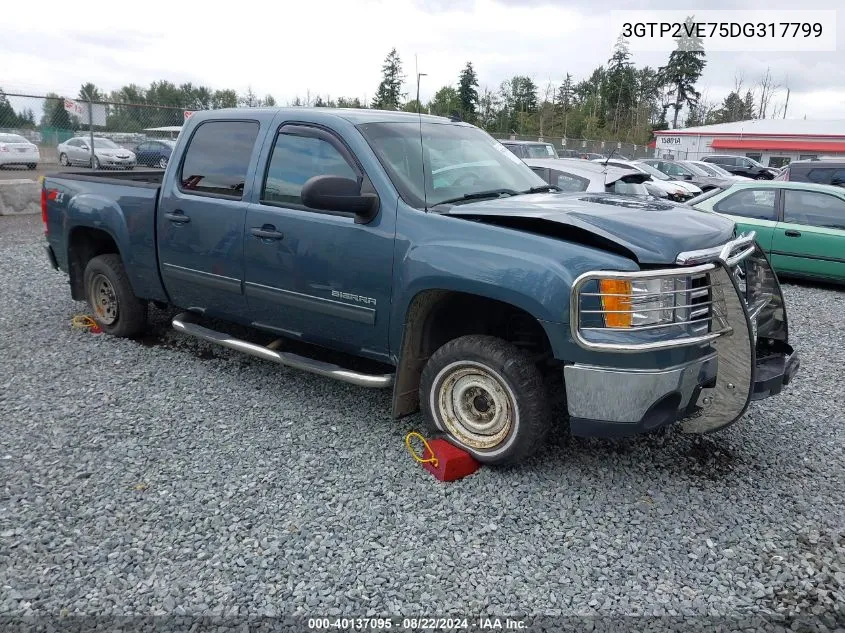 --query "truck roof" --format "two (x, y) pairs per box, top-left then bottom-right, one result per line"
(197, 107), (461, 125)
